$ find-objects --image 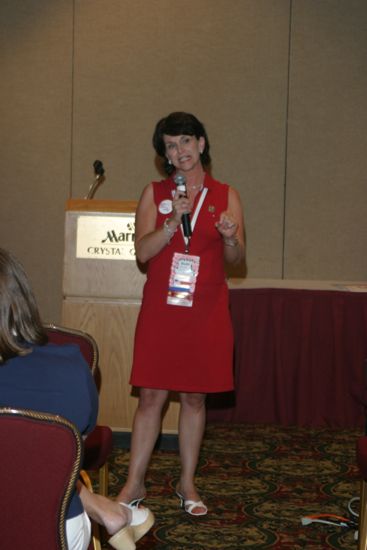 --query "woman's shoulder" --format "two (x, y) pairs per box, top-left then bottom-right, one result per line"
(31, 344), (92, 383)
(204, 173), (231, 197)
(2, 344), (91, 384)
(31, 343), (87, 365)
(151, 177), (173, 190)
(151, 177), (174, 202)
(204, 172), (230, 189)
(152, 175), (172, 184)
